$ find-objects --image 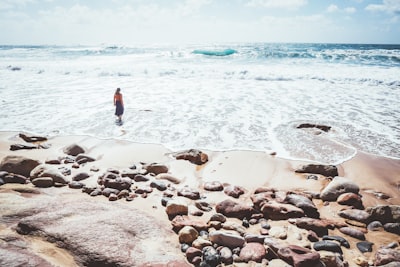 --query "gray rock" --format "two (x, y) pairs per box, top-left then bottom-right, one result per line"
(209, 230), (245, 248)
(339, 227), (365, 240)
(31, 177), (53, 188)
(357, 241), (374, 253)
(295, 164), (338, 177)
(0, 155), (40, 178)
(338, 209), (370, 223)
(72, 172), (90, 181)
(368, 221), (384, 231)
(63, 144), (85, 156)
(320, 177), (359, 201)
(30, 165), (68, 184)
(202, 246), (221, 267)
(285, 193), (319, 218)
(314, 240), (343, 254)
(384, 223), (400, 235)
